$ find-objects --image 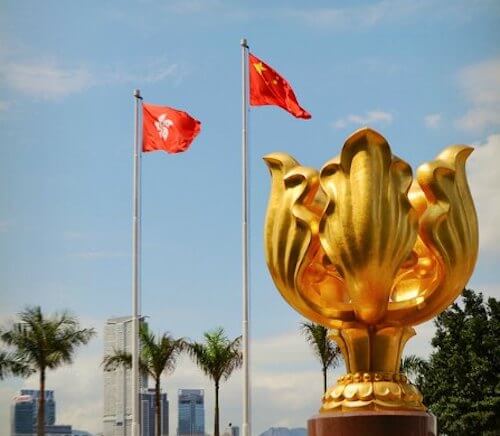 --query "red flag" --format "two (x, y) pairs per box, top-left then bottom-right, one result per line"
(249, 53), (311, 119)
(142, 103), (201, 154)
